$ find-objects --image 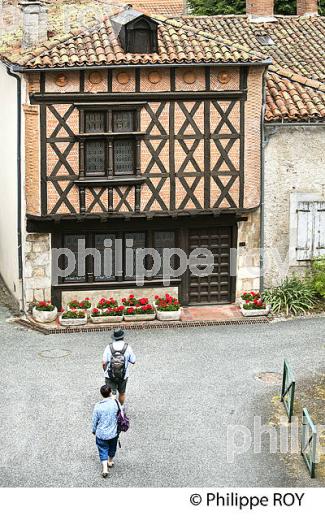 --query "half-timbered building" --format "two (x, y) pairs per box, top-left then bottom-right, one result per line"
(0, 0), (324, 310)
